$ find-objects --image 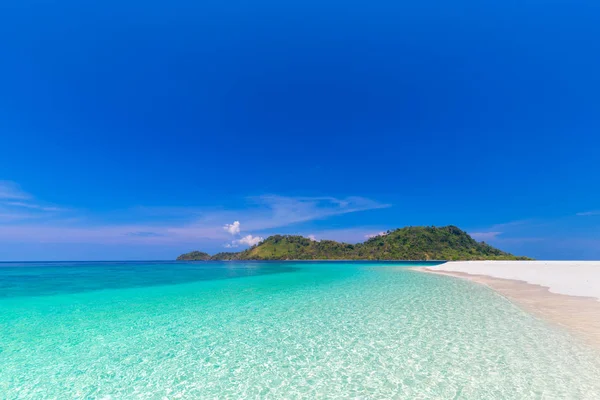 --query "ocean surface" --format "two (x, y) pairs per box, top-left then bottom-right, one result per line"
(2, 261), (600, 399)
